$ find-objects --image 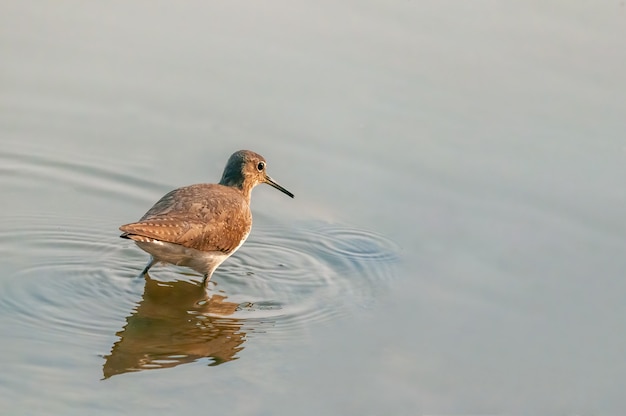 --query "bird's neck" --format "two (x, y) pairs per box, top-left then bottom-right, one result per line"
(219, 177), (253, 201)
